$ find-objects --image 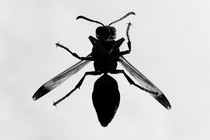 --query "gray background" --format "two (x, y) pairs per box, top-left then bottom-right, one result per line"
(1, 0), (210, 139)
